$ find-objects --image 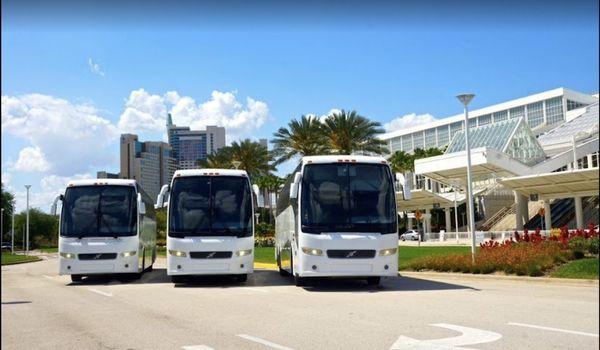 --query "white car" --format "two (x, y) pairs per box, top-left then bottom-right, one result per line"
(400, 230), (421, 241)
